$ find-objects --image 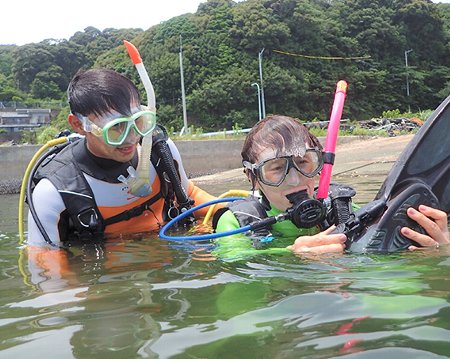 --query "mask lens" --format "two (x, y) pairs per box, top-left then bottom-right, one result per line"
(293, 150), (322, 177)
(257, 150), (323, 186)
(106, 120), (129, 144)
(102, 110), (156, 145)
(103, 118), (130, 145)
(134, 111), (156, 135)
(260, 157), (289, 186)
